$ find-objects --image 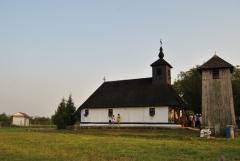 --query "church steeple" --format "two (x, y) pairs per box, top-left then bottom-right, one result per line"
(151, 41), (172, 85)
